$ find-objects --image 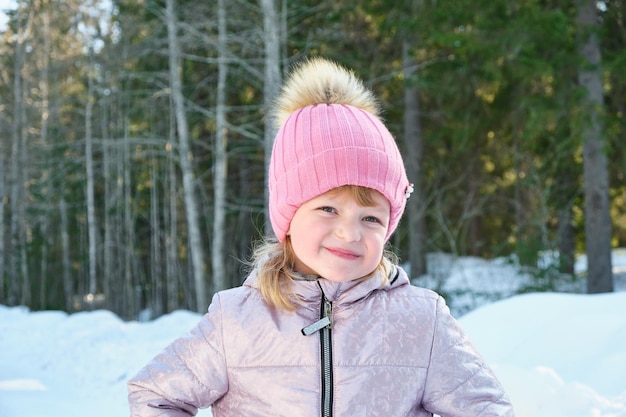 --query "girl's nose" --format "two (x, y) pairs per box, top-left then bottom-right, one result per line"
(335, 218), (361, 242)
